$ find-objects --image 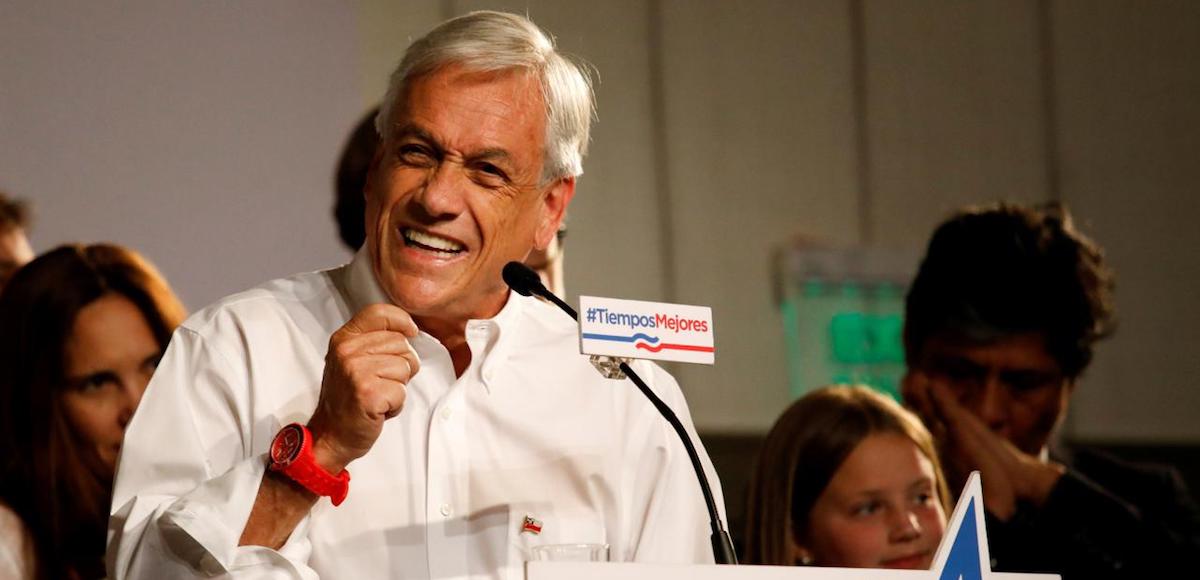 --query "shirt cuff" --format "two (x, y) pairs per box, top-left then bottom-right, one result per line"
(158, 453), (315, 577)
